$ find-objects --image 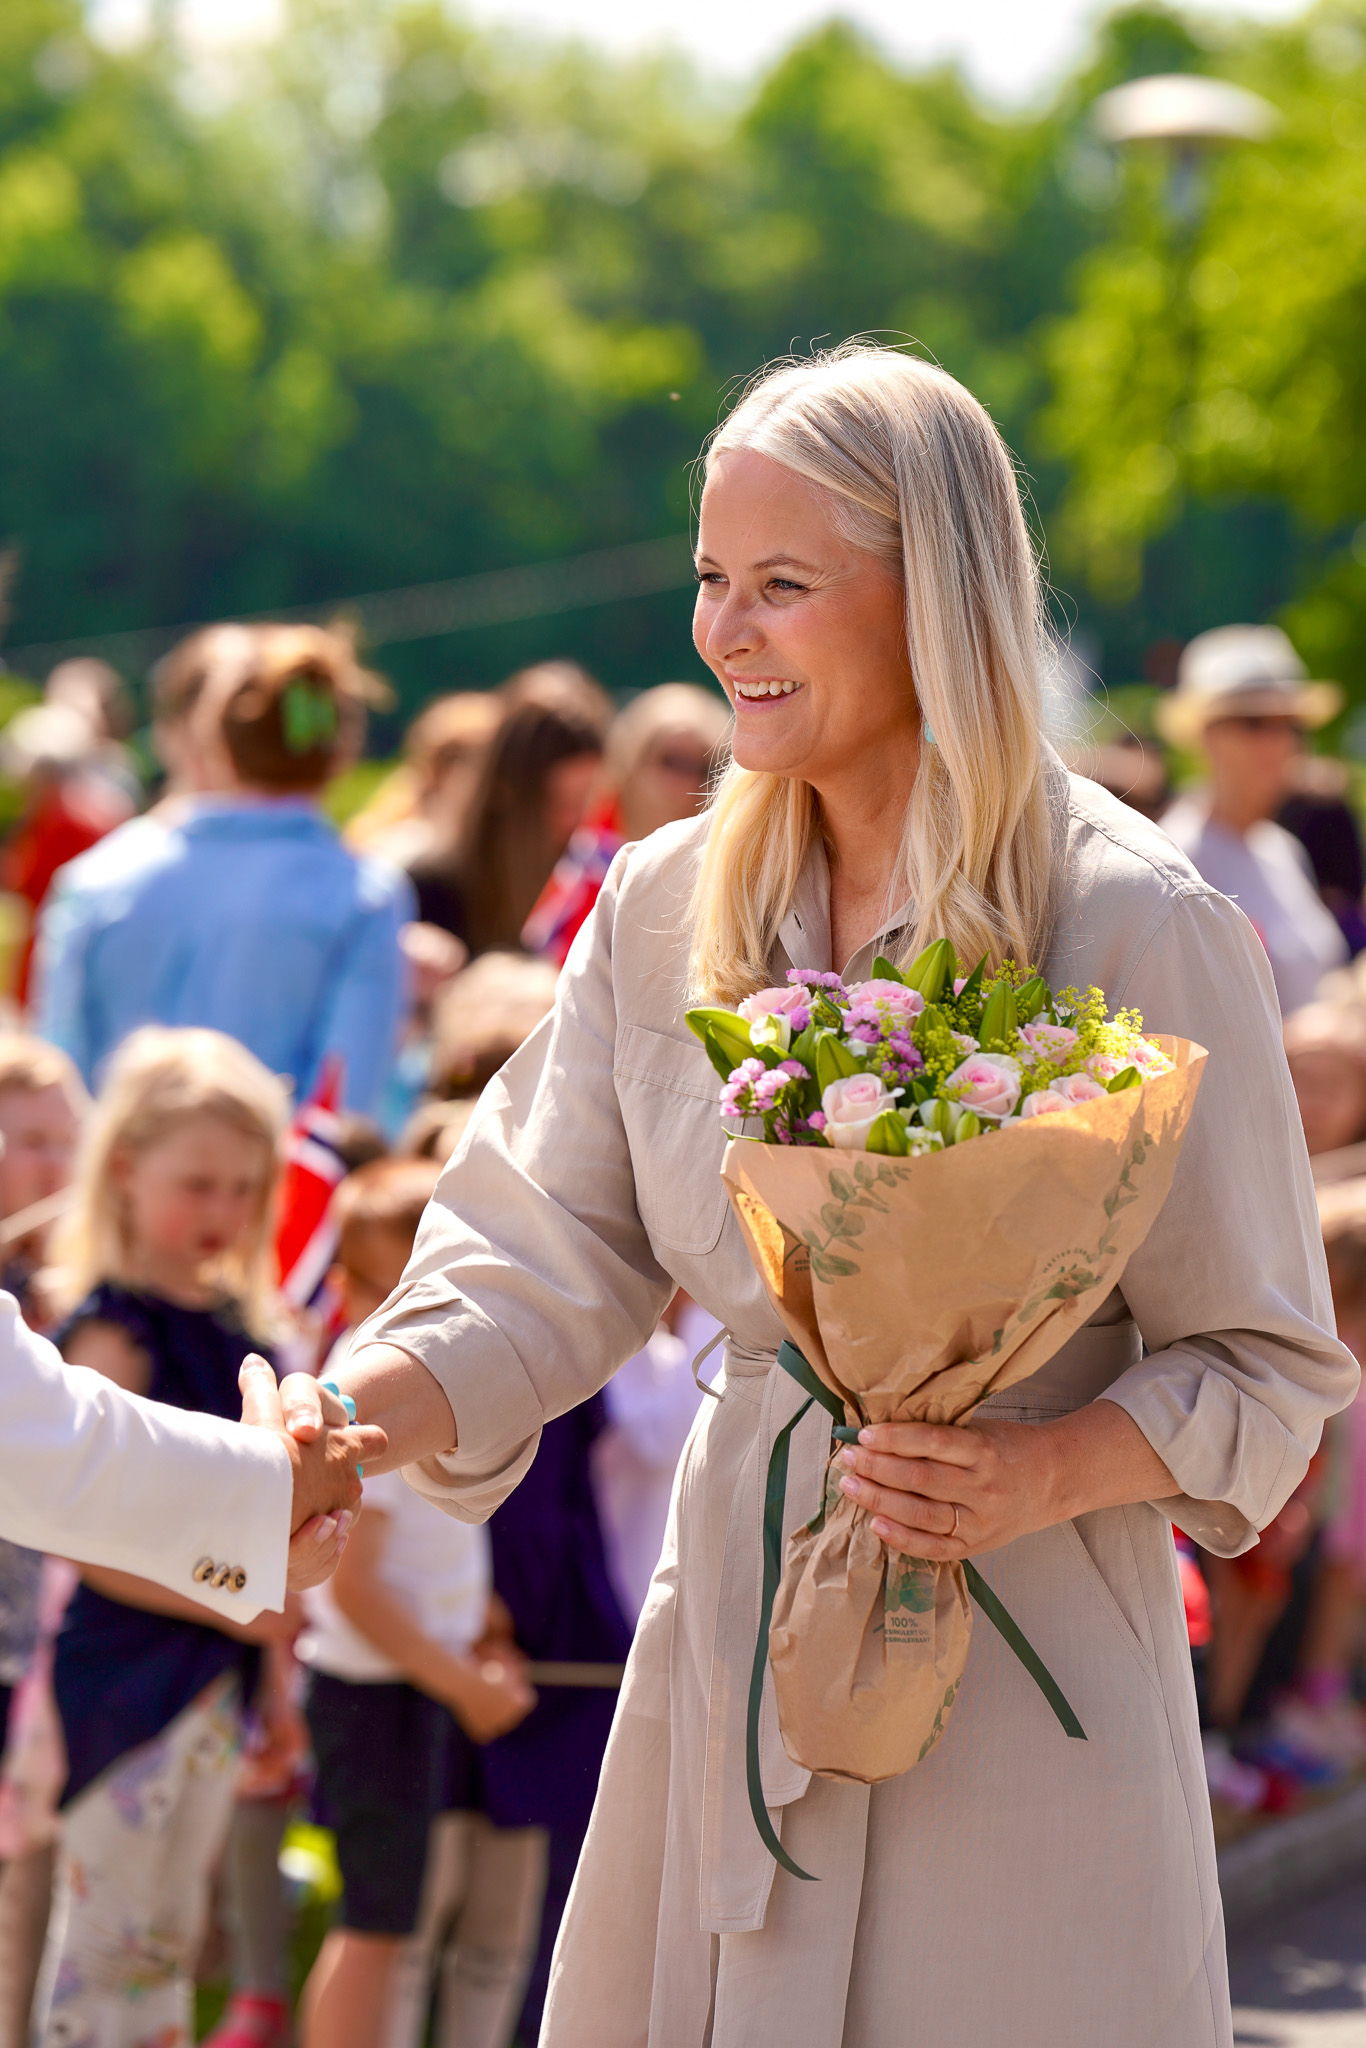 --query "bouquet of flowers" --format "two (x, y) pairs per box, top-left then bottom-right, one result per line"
(687, 944), (1206, 1870)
